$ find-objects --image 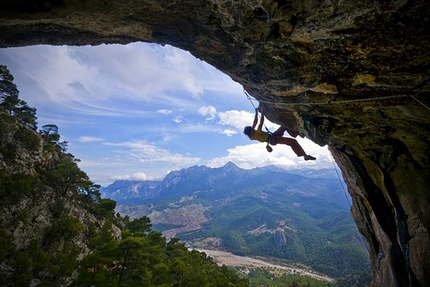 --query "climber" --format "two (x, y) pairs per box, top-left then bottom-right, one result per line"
(243, 104), (316, 161)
